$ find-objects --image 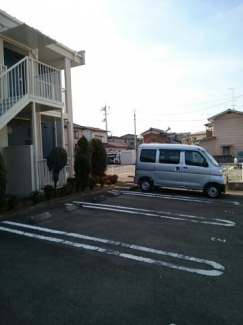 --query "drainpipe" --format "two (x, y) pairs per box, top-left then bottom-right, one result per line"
(64, 58), (74, 177)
